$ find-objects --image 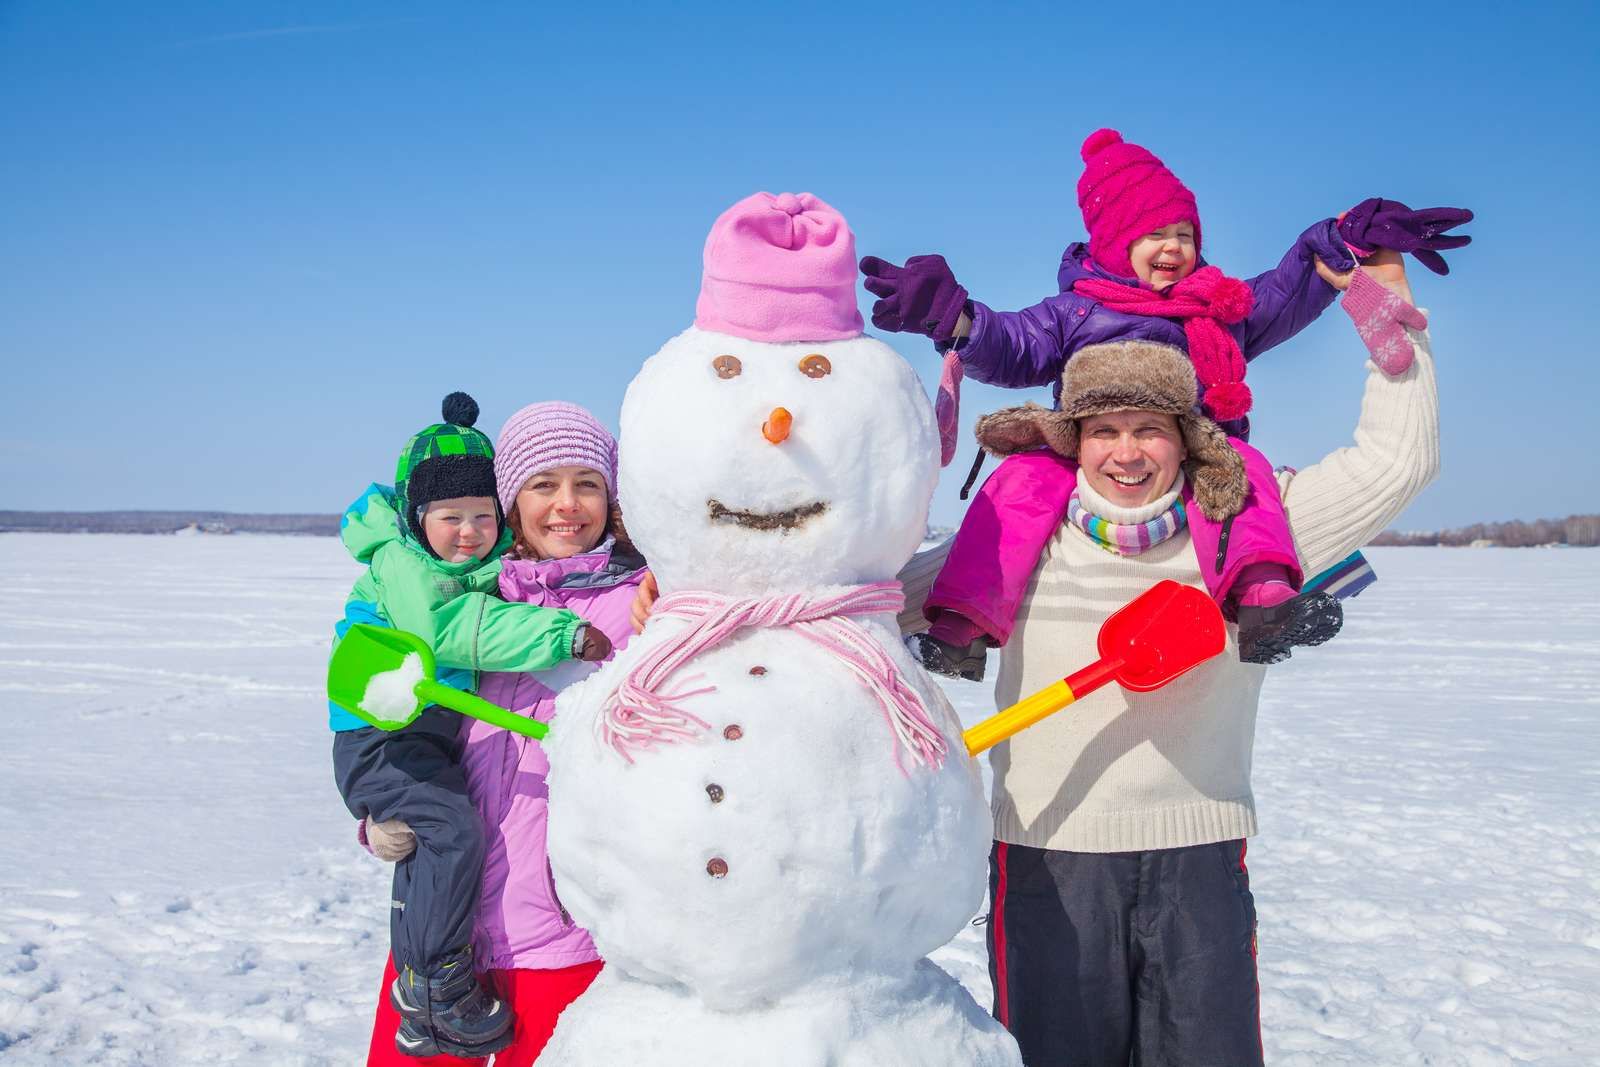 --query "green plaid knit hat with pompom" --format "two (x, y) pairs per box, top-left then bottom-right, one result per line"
(395, 392), (500, 548)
